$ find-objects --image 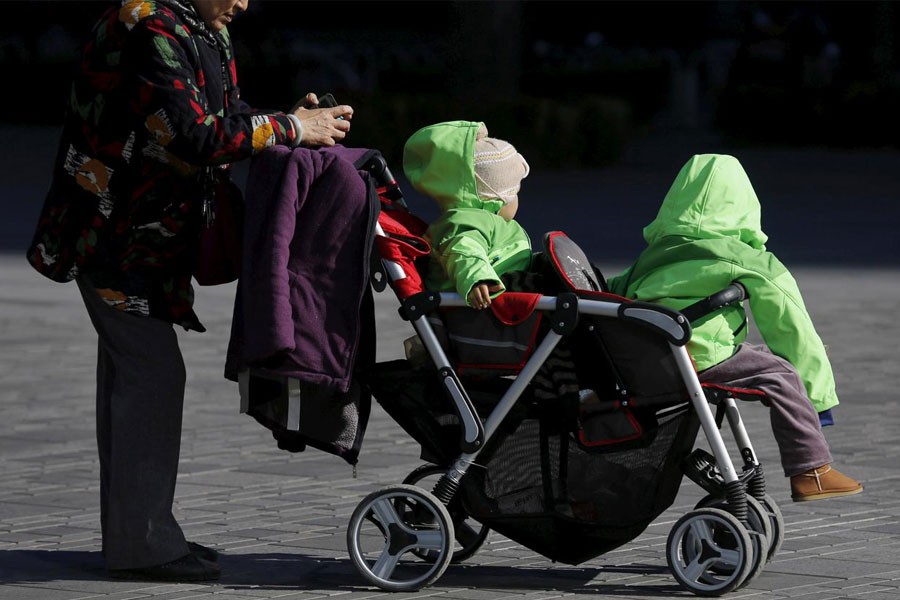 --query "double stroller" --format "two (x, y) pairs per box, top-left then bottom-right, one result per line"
(346, 152), (783, 597)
